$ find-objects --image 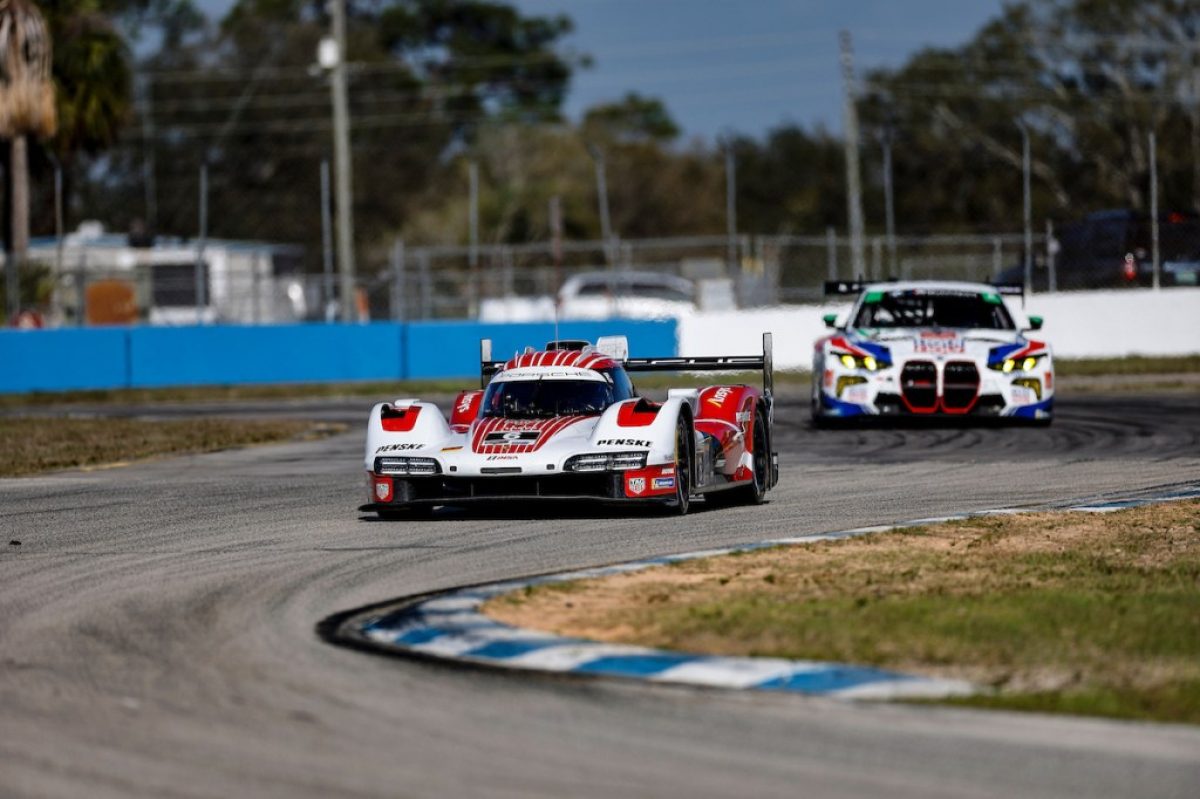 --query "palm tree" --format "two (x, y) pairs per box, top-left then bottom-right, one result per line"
(0, 0), (56, 318)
